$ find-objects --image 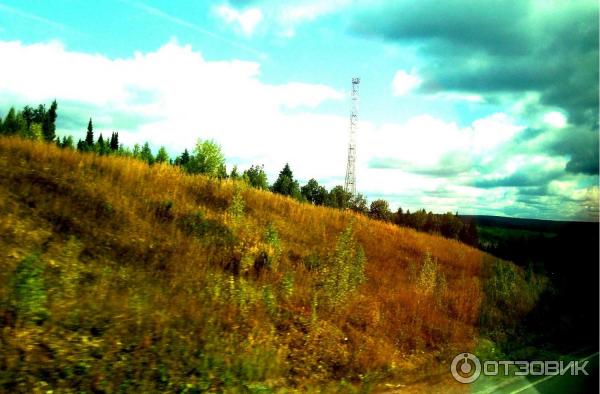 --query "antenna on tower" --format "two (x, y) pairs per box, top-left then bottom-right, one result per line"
(344, 77), (360, 196)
